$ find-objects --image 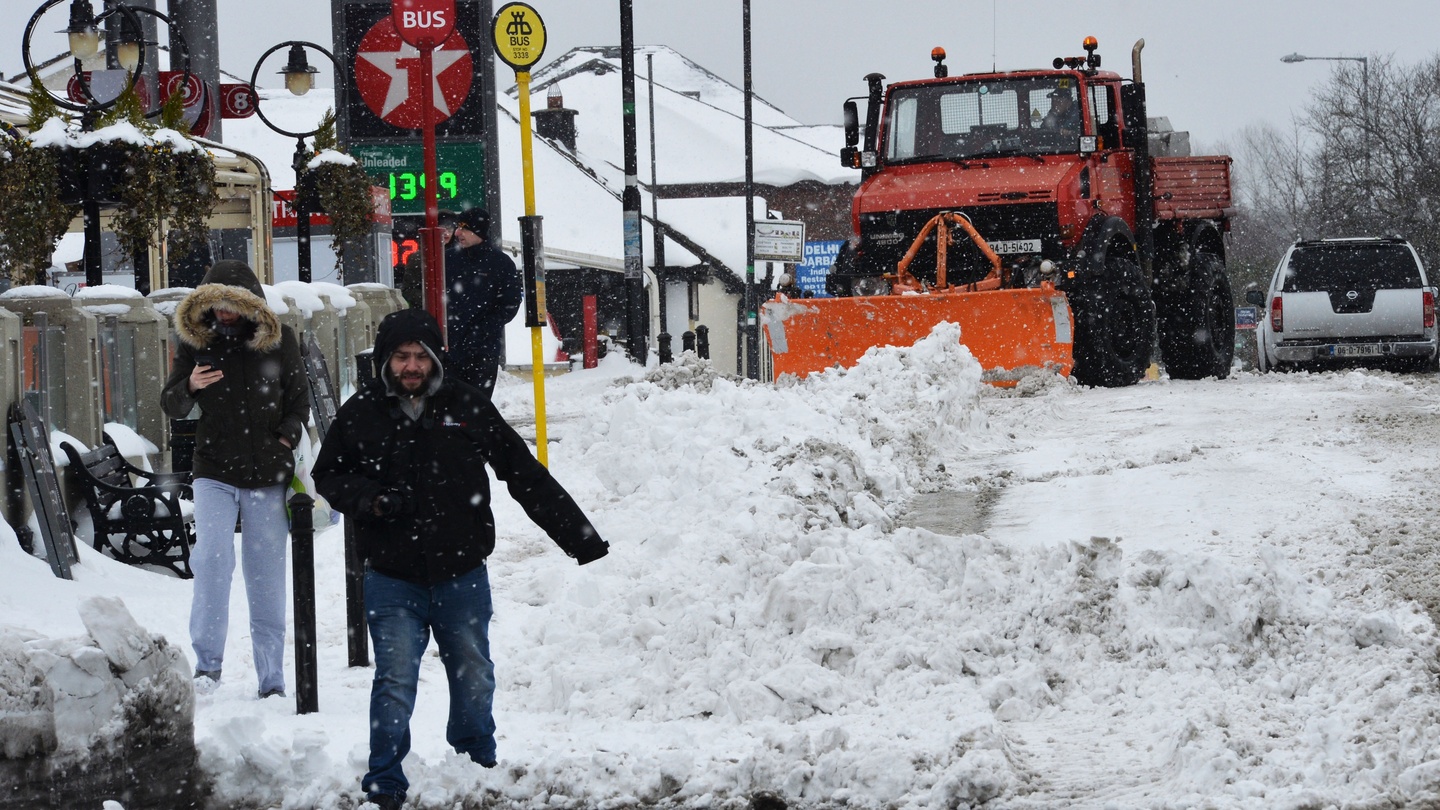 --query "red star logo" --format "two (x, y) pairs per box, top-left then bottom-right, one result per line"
(354, 17), (473, 130)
